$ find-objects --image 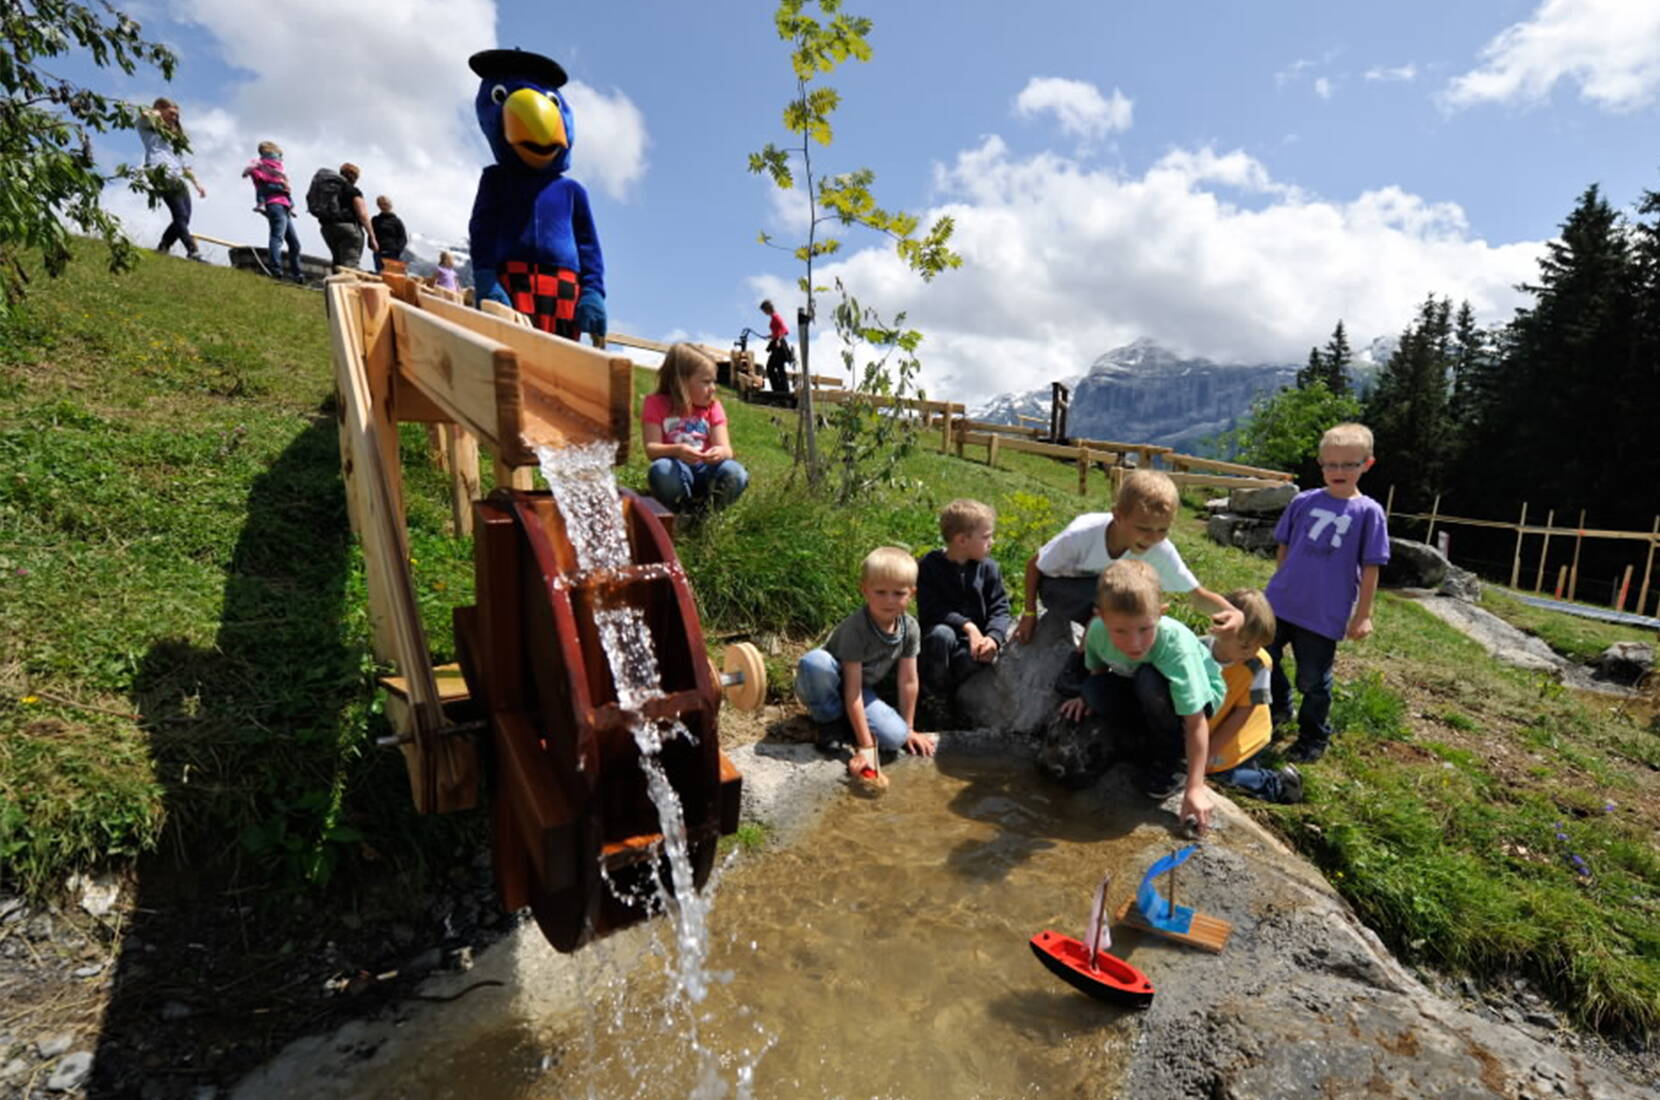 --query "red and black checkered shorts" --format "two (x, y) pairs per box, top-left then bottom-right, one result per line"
(499, 261), (579, 339)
